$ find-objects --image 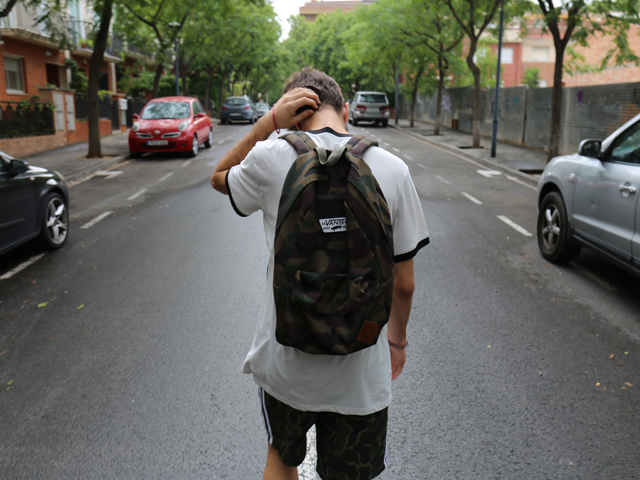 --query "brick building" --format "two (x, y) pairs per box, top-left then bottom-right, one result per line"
(299, 0), (377, 22)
